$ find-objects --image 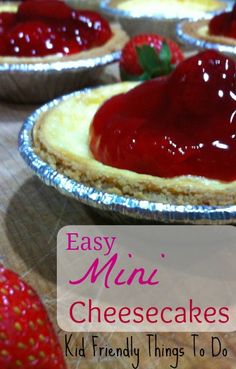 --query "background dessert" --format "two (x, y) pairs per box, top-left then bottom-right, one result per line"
(111, 0), (227, 17)
(177, 4), (236, 57)
(100, 0), (229, 41)
(0, 0), (128, 103)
